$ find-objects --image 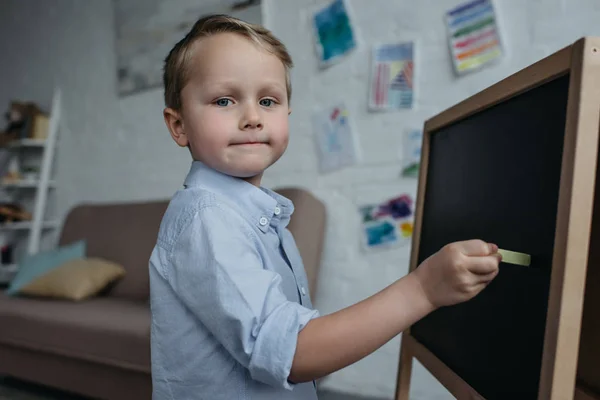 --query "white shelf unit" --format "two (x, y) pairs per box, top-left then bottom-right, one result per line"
(0, 220), (59, 231)
(8, 138), (49, 148)
(1, 180), (56, 189)
(0, 264), (17, 285)
(0, 88), (61, 285)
